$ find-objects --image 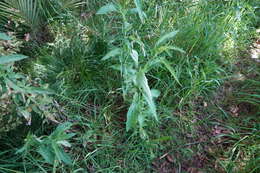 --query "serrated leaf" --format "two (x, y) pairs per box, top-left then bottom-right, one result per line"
(155, 30), (179, 47)
(0, 54), (28, 64)
(96, 3), (118, 15)
(0, 32), (11, 40)
(101, 48), (121, 61)
(136, 71), (157, 120)
(160, 58), (182, 86)
(126, 93), (139, 131)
